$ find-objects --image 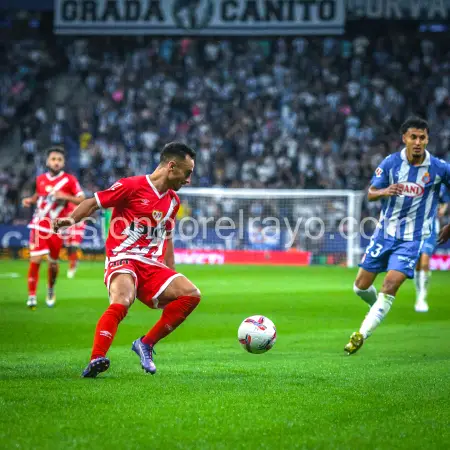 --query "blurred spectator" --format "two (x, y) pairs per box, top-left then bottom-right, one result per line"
(2, 33), (450, 224)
